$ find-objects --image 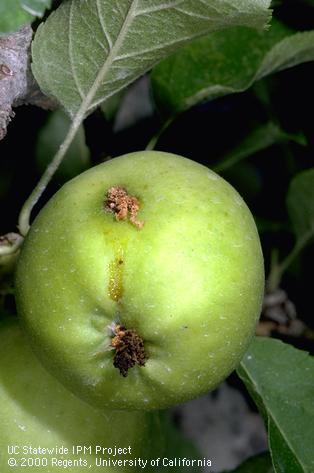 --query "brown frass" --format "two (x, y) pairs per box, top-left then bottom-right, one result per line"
(111, 325), (147, 377)
(104, 186), (144, 229)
